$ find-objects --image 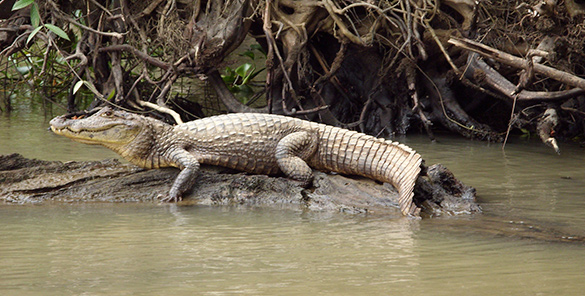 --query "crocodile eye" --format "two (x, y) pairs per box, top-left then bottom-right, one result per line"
(103, 110), (113, 117)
